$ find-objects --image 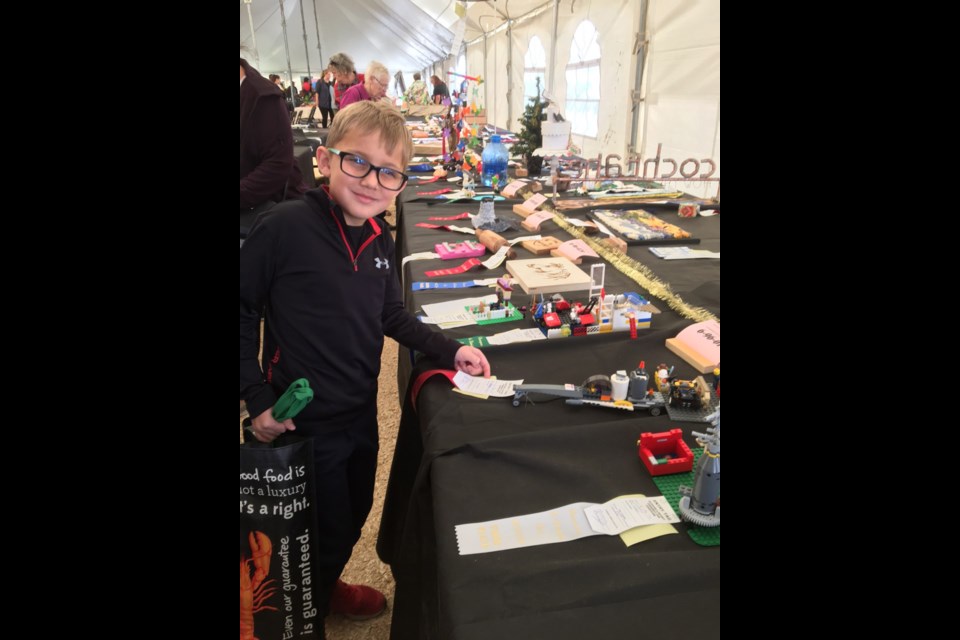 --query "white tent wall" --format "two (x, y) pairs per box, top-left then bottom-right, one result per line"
(639, 0), (720, 198)
(459, 0), (719, 198)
